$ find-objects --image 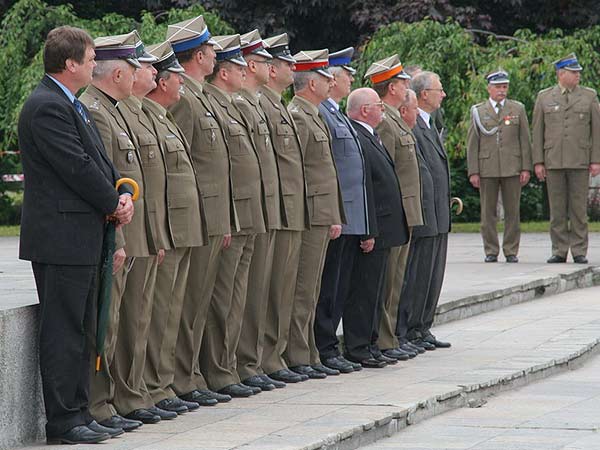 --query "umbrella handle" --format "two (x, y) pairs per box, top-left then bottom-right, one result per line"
(116, 177), (140, 201)
(451, 197), (464, 215)
(96, 356), (101, 372)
